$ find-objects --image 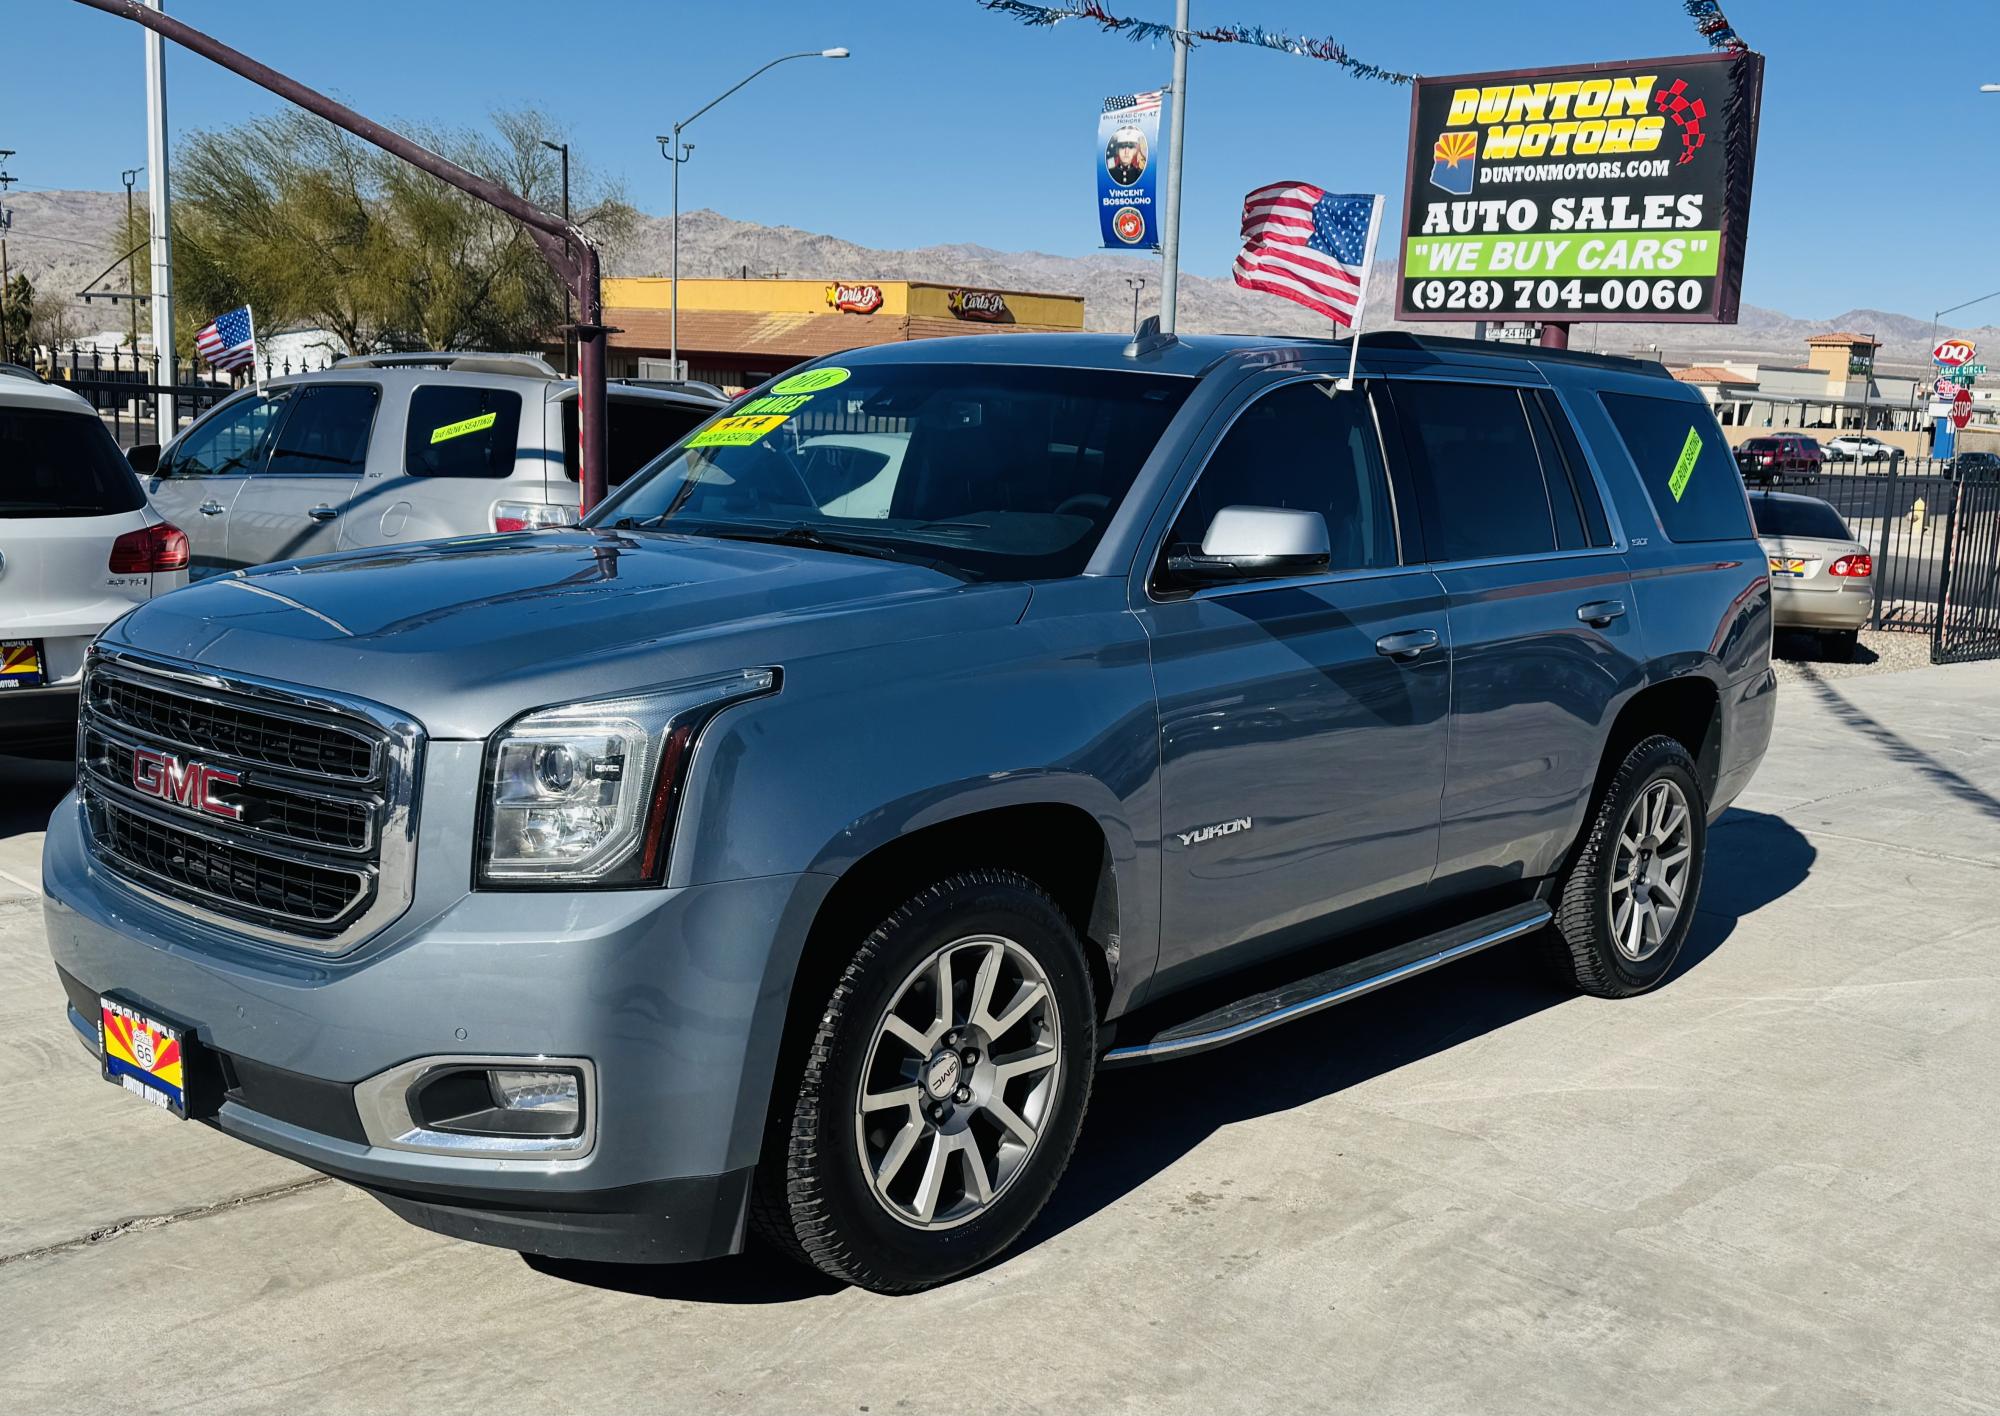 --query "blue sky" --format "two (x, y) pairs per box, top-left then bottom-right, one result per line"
(5, 1), (1994, 319)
